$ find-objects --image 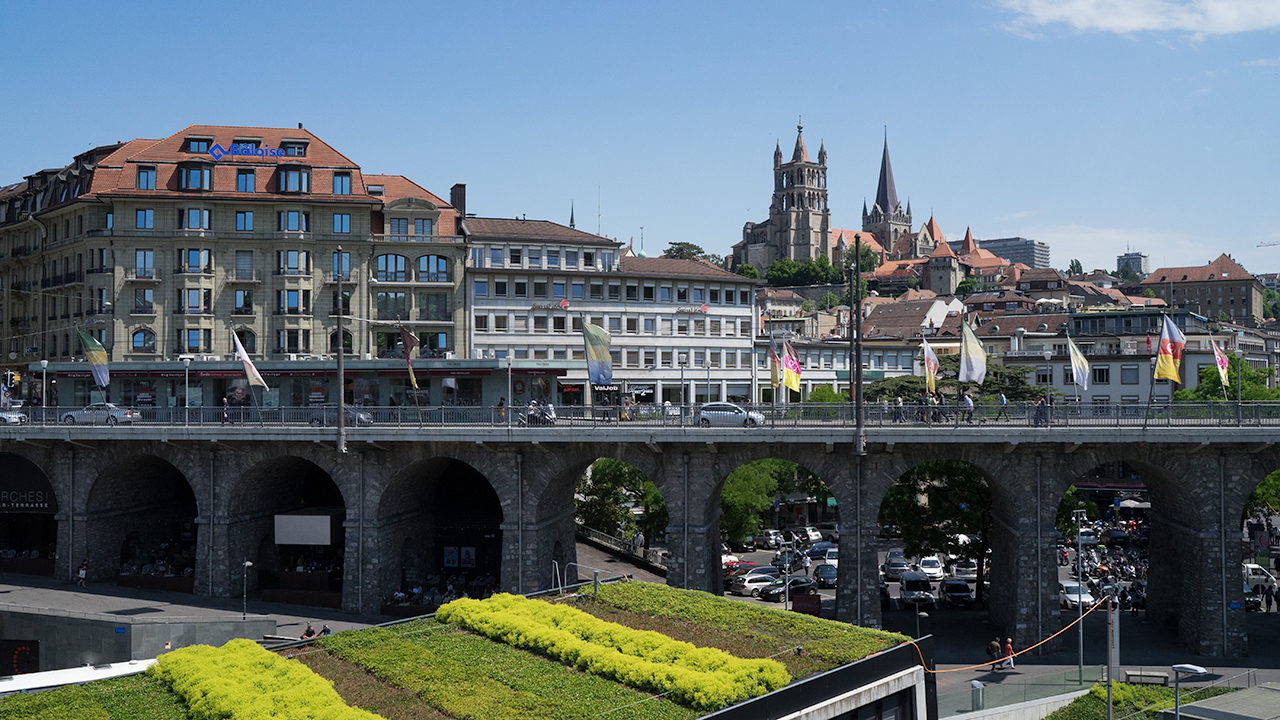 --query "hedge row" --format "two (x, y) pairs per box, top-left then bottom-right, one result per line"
(437, 594), (790, 710)
(0, 672), (192, 720)
(147, 638), (382, 720)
